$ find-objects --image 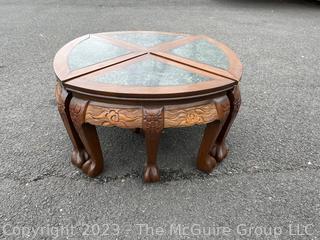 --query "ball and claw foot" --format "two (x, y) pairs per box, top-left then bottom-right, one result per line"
(71, 149), (102, 177)
(82, 159), (102, 177)
(211, 142), (229, 162)
(144, 165), (160, 183)
(197, 155), (217, 173)
(71, 149), (89, 168)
